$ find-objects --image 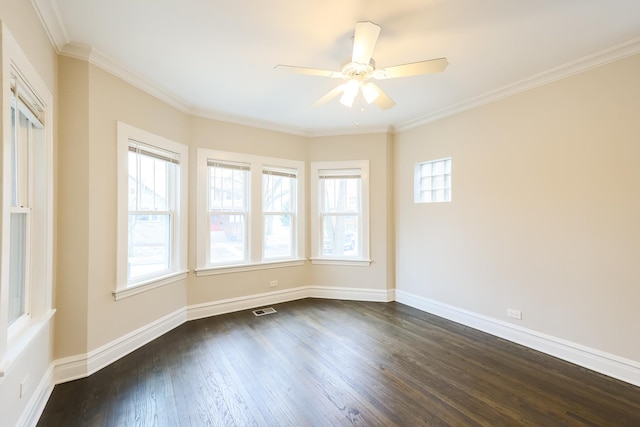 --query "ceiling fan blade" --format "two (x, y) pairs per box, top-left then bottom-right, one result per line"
(312, 84), (346, 107)
(368, 83), (396, 110)
(376, 58), (449, 79)
(352, 21), (381, 65)
(274, 65), (343, 78)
